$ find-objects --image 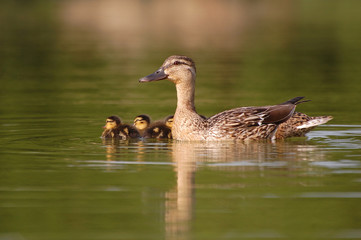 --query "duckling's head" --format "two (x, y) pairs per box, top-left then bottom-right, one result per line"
(133, 114), (151, 131)
(139, 55), (196, 84)
(165, 115), (174, 128)
(104, 116), (121, 130)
